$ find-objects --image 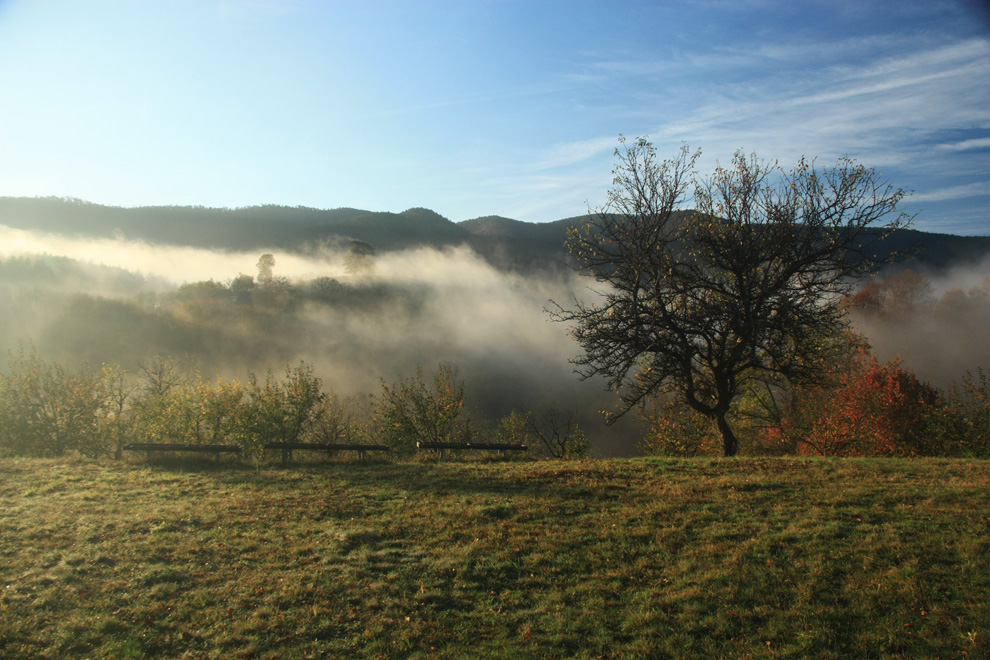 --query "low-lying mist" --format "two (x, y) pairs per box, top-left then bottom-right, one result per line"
(2, 223), (987, 455)
(0, 223), (347, 284)
(0, 225), (640, 455)
(846, 257), (990, 389)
